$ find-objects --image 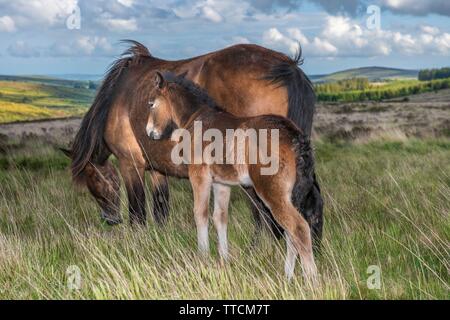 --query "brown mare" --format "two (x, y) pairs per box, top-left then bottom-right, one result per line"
(146, 71), (317, 280)
(66, 41), (323, 247)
